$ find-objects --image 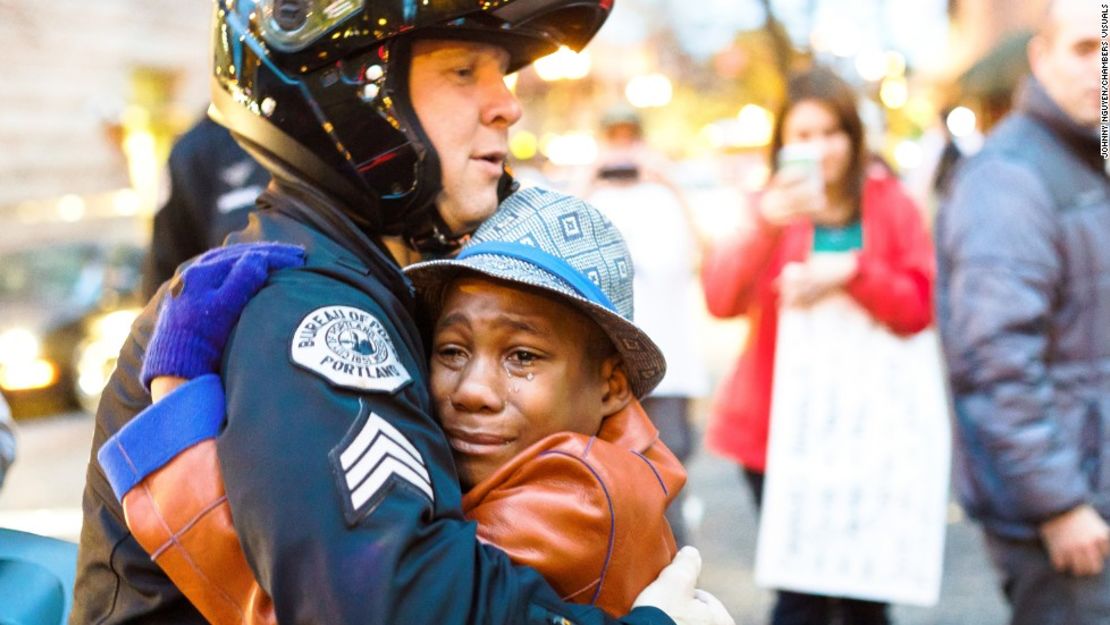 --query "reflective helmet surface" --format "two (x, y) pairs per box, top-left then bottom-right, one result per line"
(211, 0), (613, 245)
